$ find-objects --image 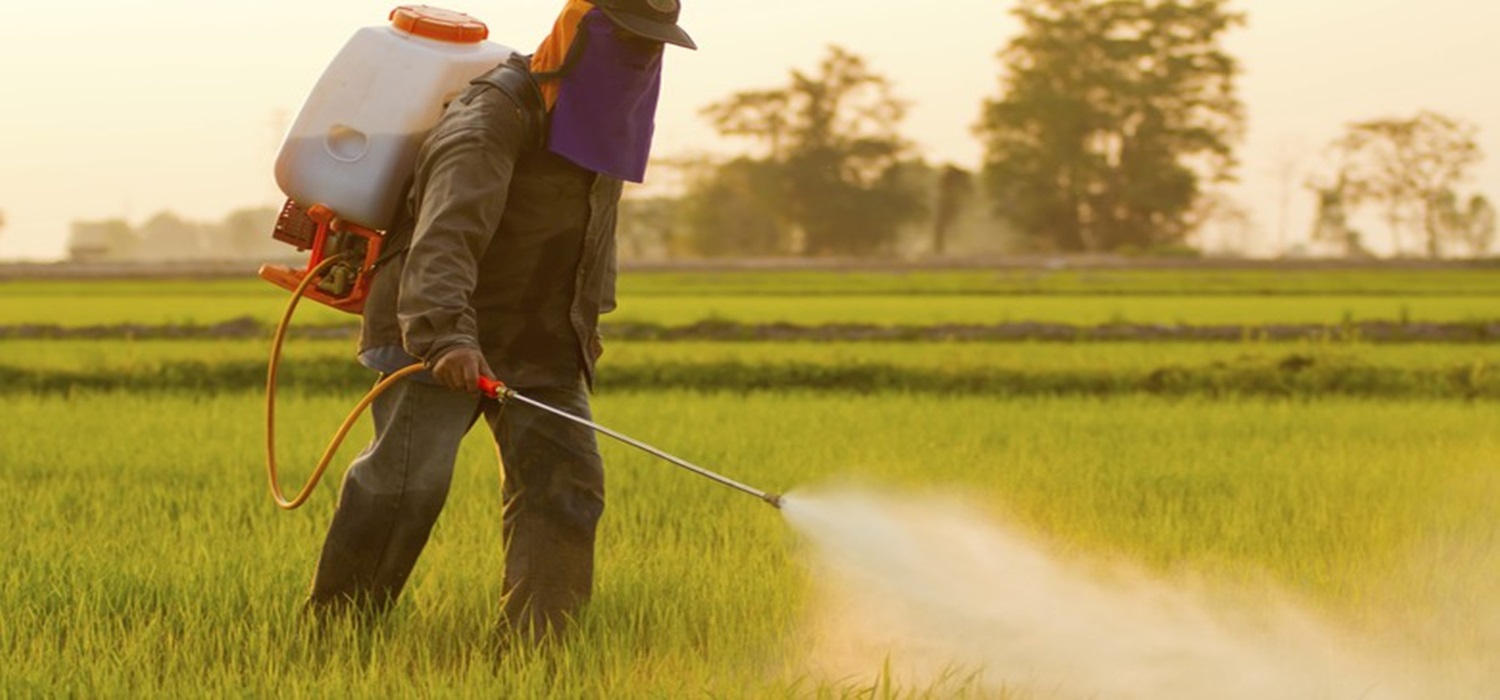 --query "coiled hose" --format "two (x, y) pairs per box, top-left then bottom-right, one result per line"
(263, 256), (424, 510)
